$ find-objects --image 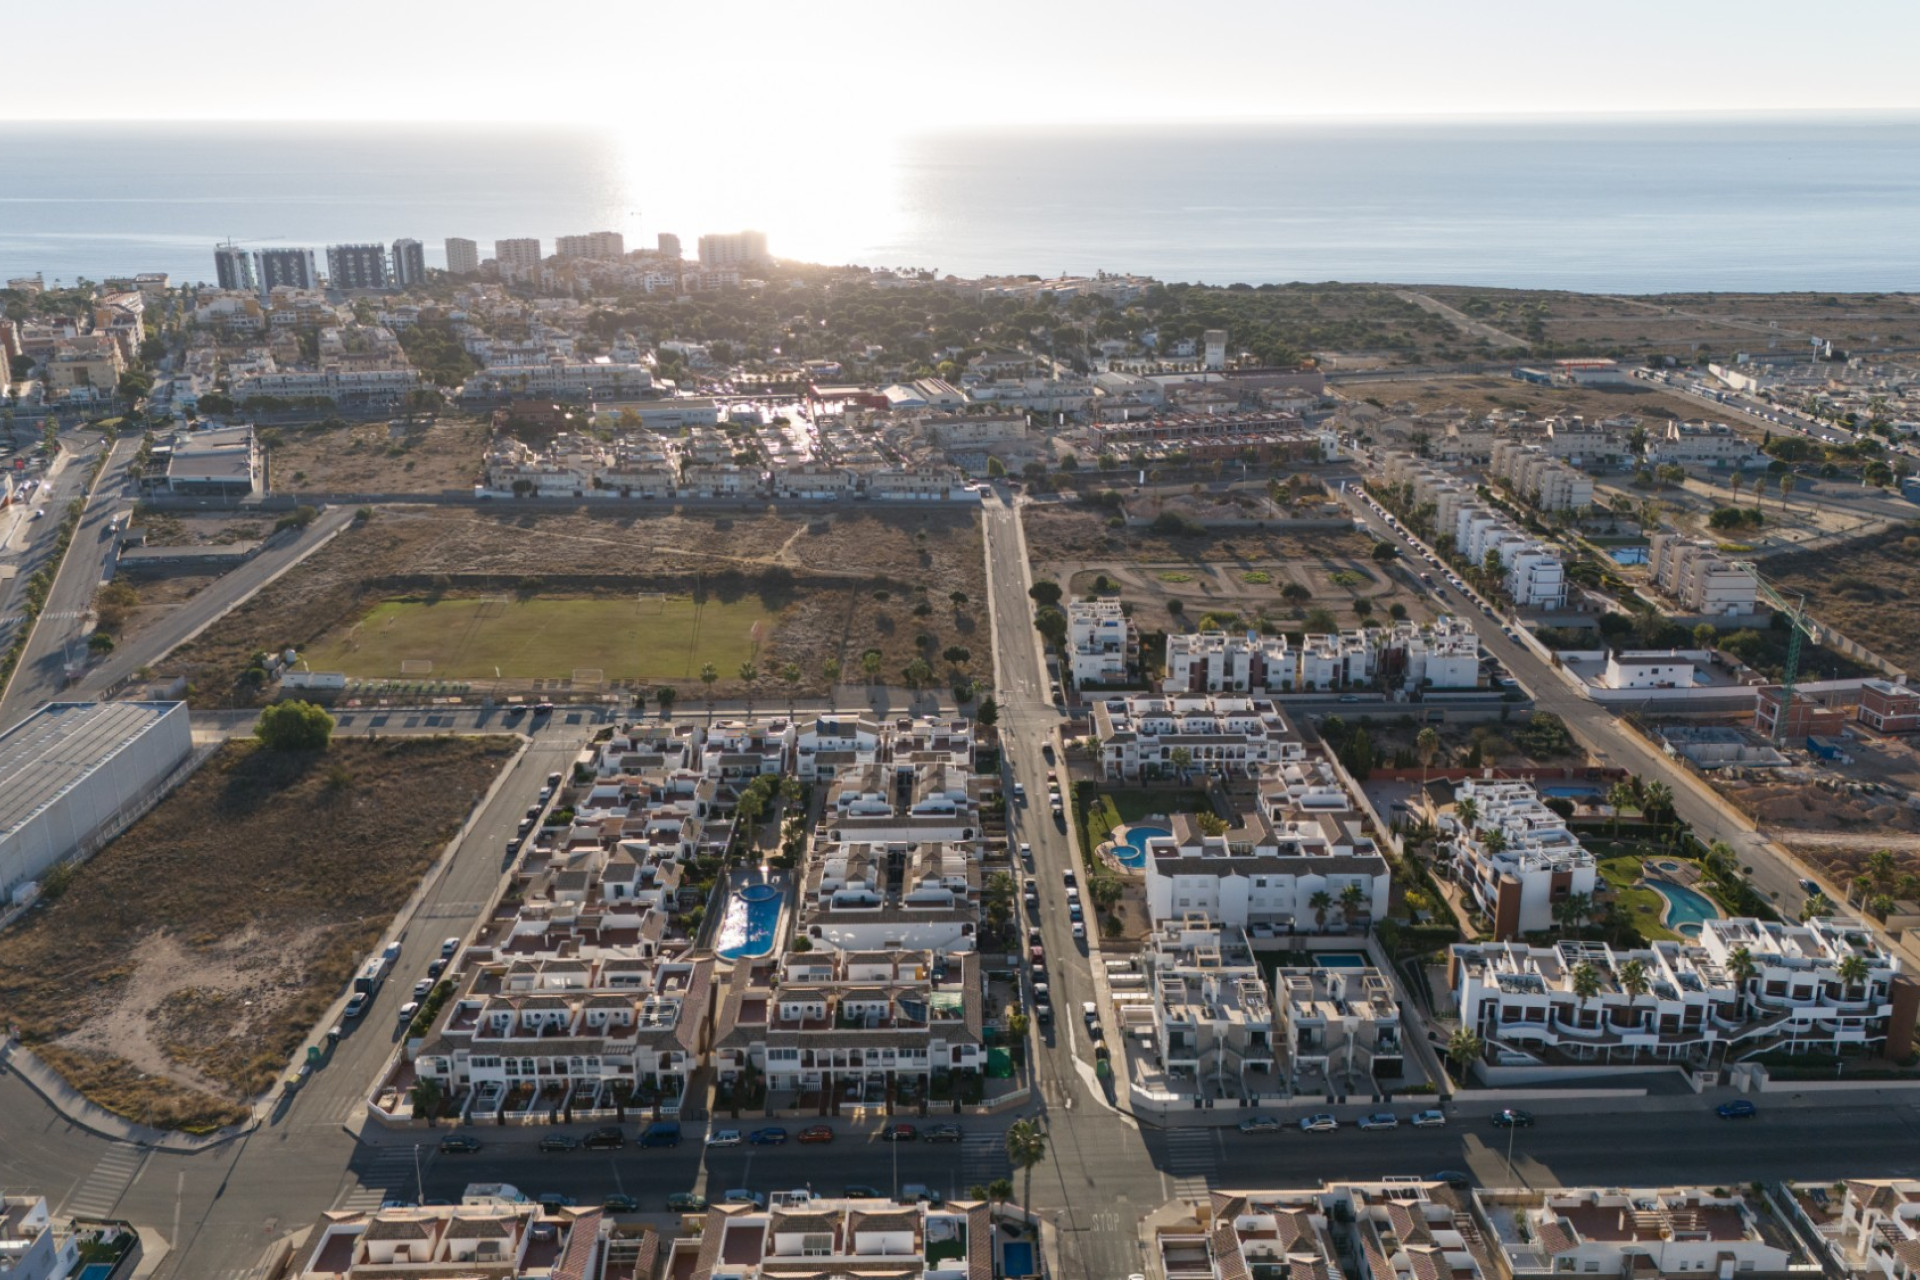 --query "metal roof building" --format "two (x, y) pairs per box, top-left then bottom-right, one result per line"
(0, 701), (193, 903)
